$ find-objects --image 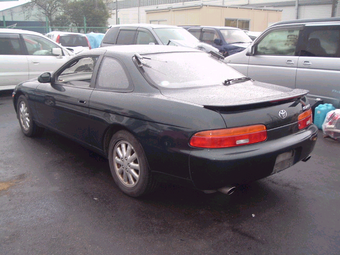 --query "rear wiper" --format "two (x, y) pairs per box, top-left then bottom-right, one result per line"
(223, 77), (251, 85)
